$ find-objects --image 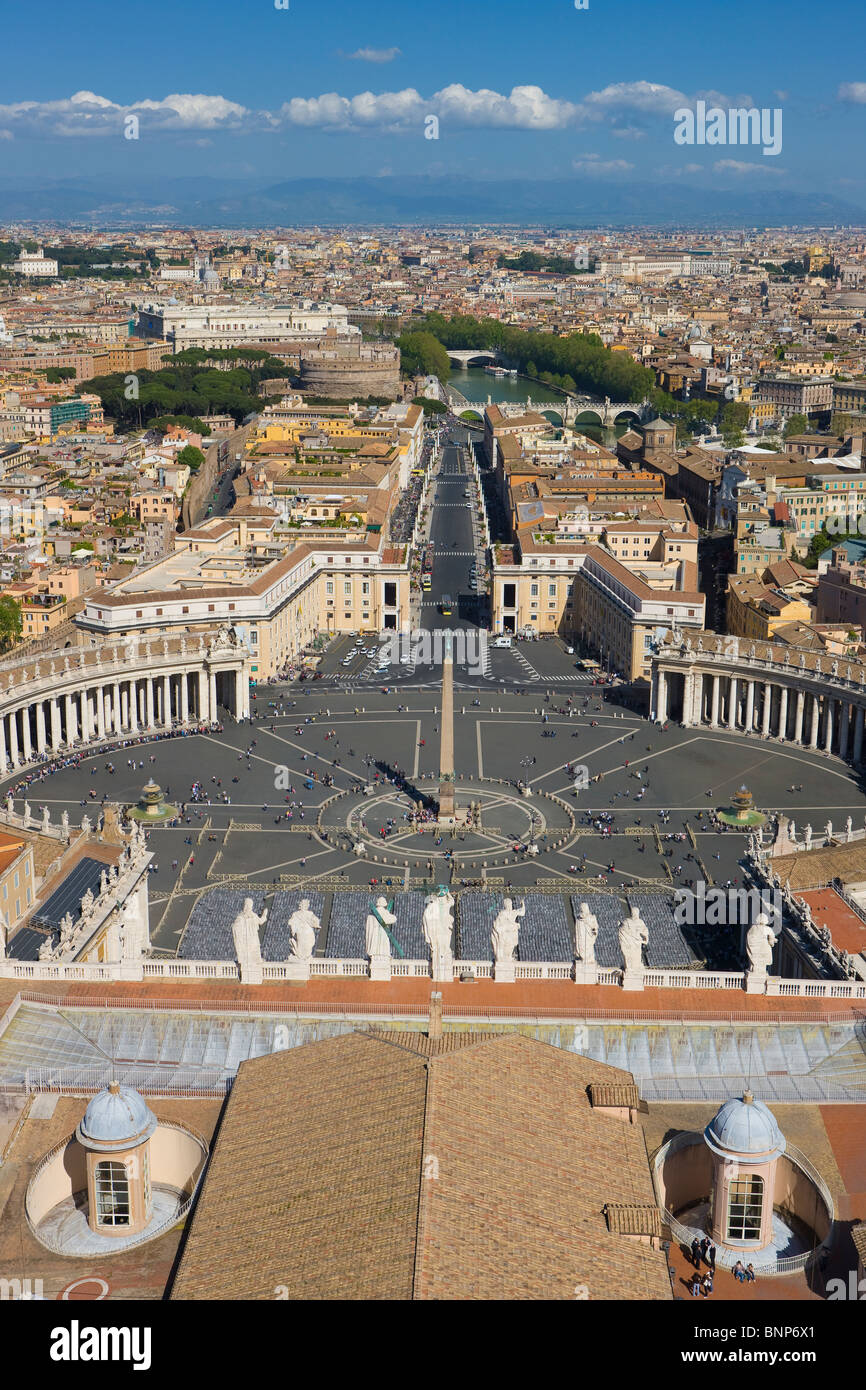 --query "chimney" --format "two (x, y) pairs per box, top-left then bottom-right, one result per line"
(428, 991), (443, 1039)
